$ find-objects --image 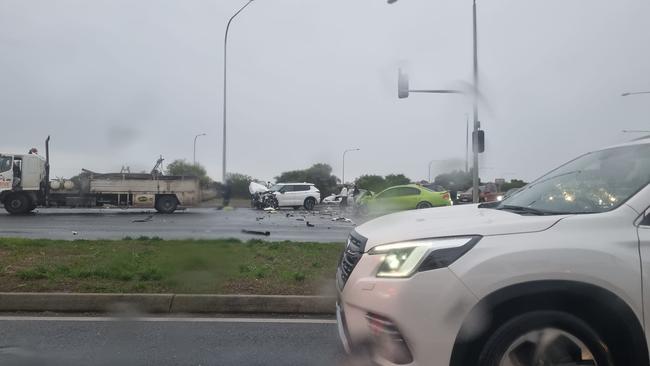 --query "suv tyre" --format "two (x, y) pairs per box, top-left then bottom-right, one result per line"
(478, 311), (613, 366)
